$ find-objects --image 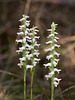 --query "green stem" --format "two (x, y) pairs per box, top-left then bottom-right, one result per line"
(51, 77), (54, 100)
(24, 67), (26, 100)
(30, 71), (34, 100)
